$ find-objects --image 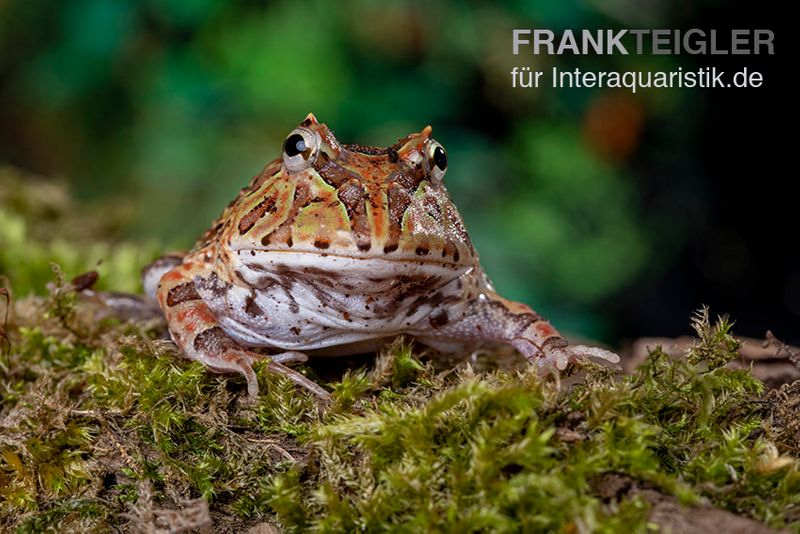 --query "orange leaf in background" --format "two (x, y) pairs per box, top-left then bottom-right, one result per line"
(583, 93), (644, 164)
